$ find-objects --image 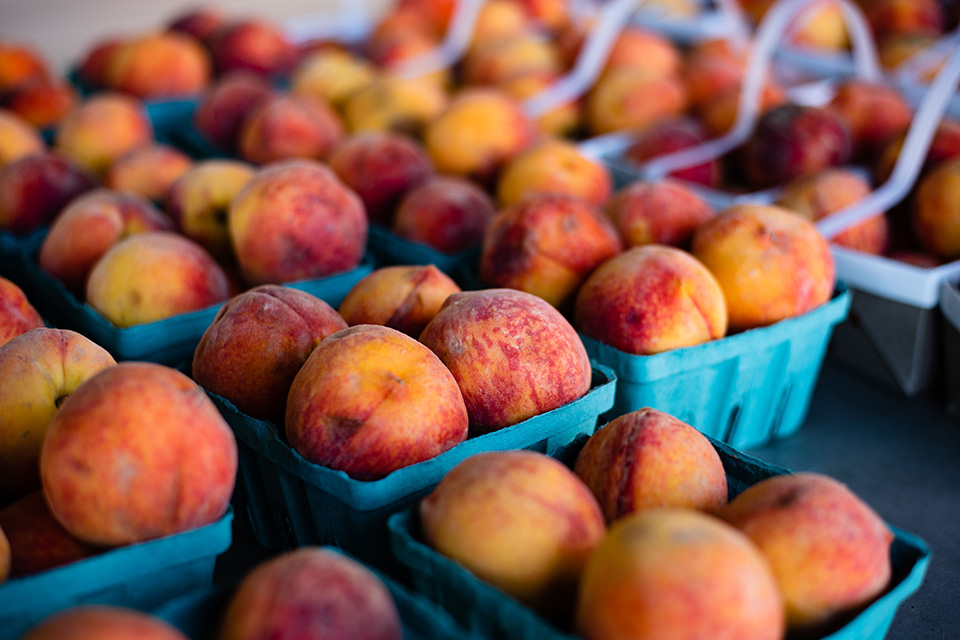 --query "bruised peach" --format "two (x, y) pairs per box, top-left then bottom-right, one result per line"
(828, 81), (913, 158)
(2, 80), (77, 130)
(344, 75), (448, 136)
(0, 153), (98, 235)
(105, 32), (211, 99)
(0, 109), (43, 169)
(238, 95), (344, 165)
(291, 50), (376, 108)
(392, 176), (497, 253)
(105, 144), (192, 203)
(193, 72), (274, 151)
(913, 157), (960, 259)
(55, 94), (153, 175)
(0, 277), (43, 347)
(606, 180), (713, 248)
(21, 607), (188, 640)
(586, 69), (688, 136)
(0, 492), (101, 576)
(209, 19), (296, 77)
(625, 118), (722, 187)
(496, 139), (611, 208)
